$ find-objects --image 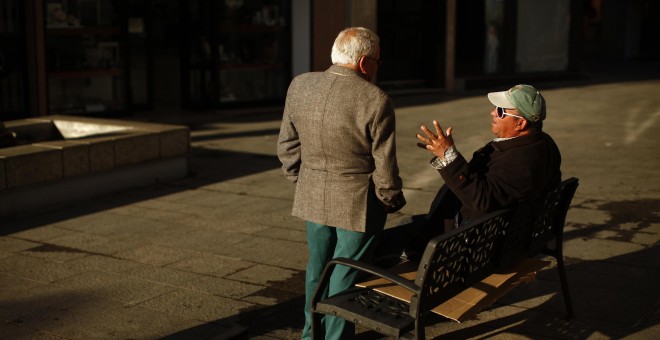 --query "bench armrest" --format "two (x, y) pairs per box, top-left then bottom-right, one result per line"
(311, 257), (419, 308)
